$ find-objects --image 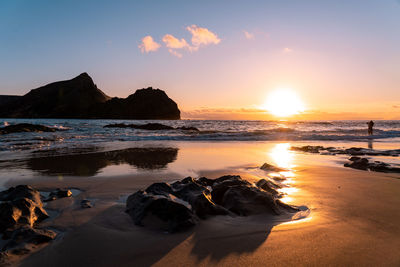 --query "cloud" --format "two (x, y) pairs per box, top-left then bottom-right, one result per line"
(283, 47), (293, 53)
(186, 25), (221, 47)
(243, 31), (254, 40)
(393, 105), (400, 109)
(139, 25), (220, 57)
(168, 49), (183, 58)
(162, 34), (190, 49)
(138, 36), (161, 53)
